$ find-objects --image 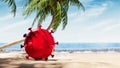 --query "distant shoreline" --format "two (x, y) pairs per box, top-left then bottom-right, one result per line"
(55, 48), (120, 52)
(1, 43), (120, 52)
(1, 48), (120, 53)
